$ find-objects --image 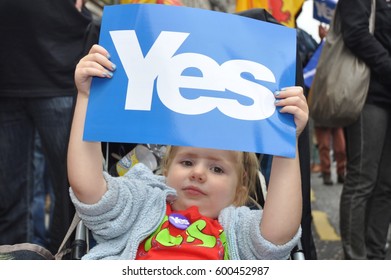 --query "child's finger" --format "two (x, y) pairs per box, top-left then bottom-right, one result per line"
(82, 52), (116, 73)
(79, 60), (114, 78)
(274, 86), (303, 99)
(273, 86), (309, 136)
(78, 65), (114, 79)
(274, 87), (308, 112)
(278, 104), (307, 117)
(275, 87), (306, 106)
(88, 44), (110, 57)
(275, 95), (308, 113)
